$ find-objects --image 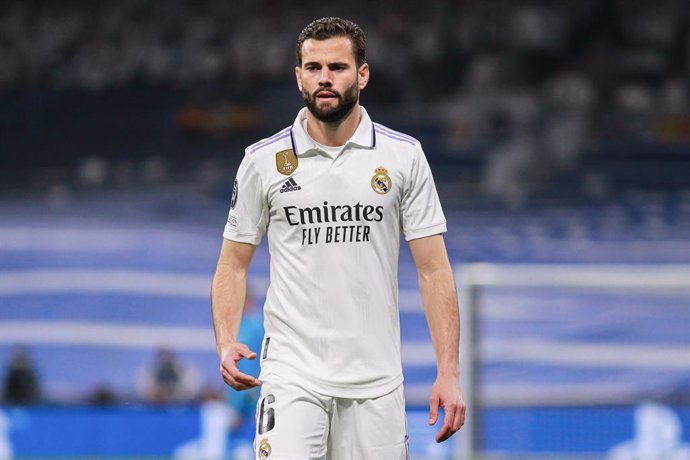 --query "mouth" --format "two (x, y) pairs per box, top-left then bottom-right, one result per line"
(316, 90), (338, 101)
